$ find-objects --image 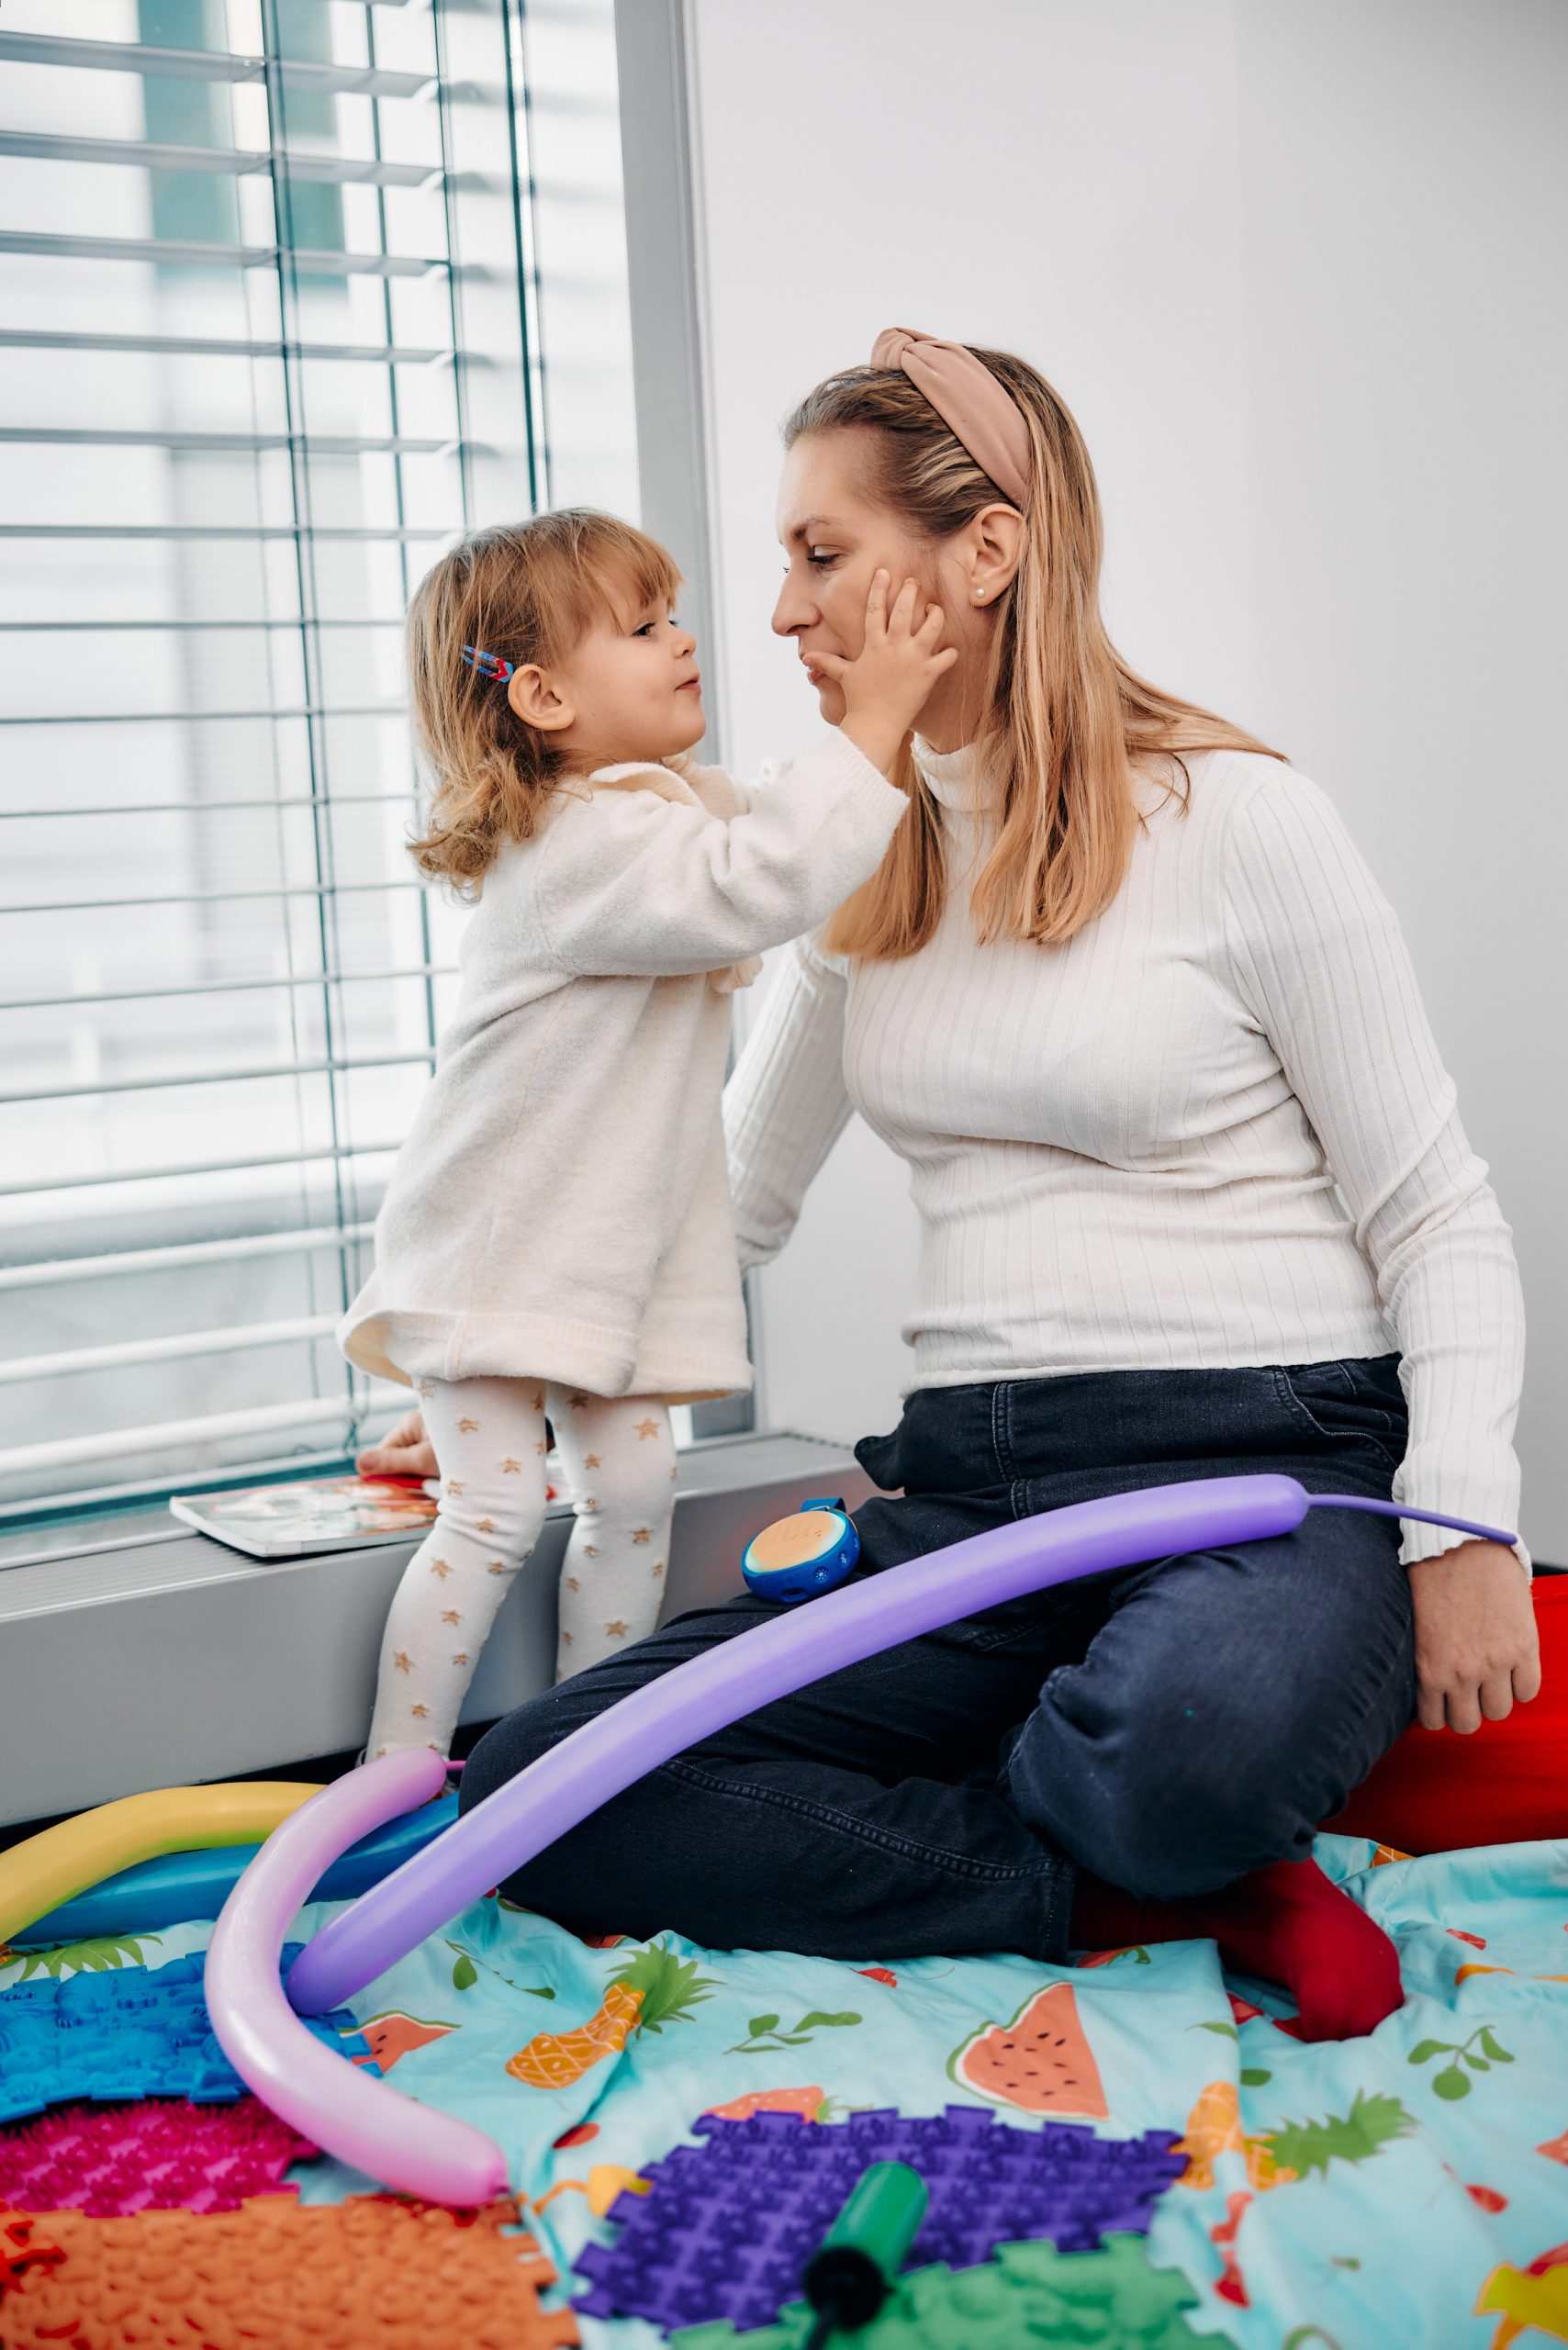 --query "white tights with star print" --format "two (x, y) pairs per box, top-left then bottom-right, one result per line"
(364, 1375), (678, 1759)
